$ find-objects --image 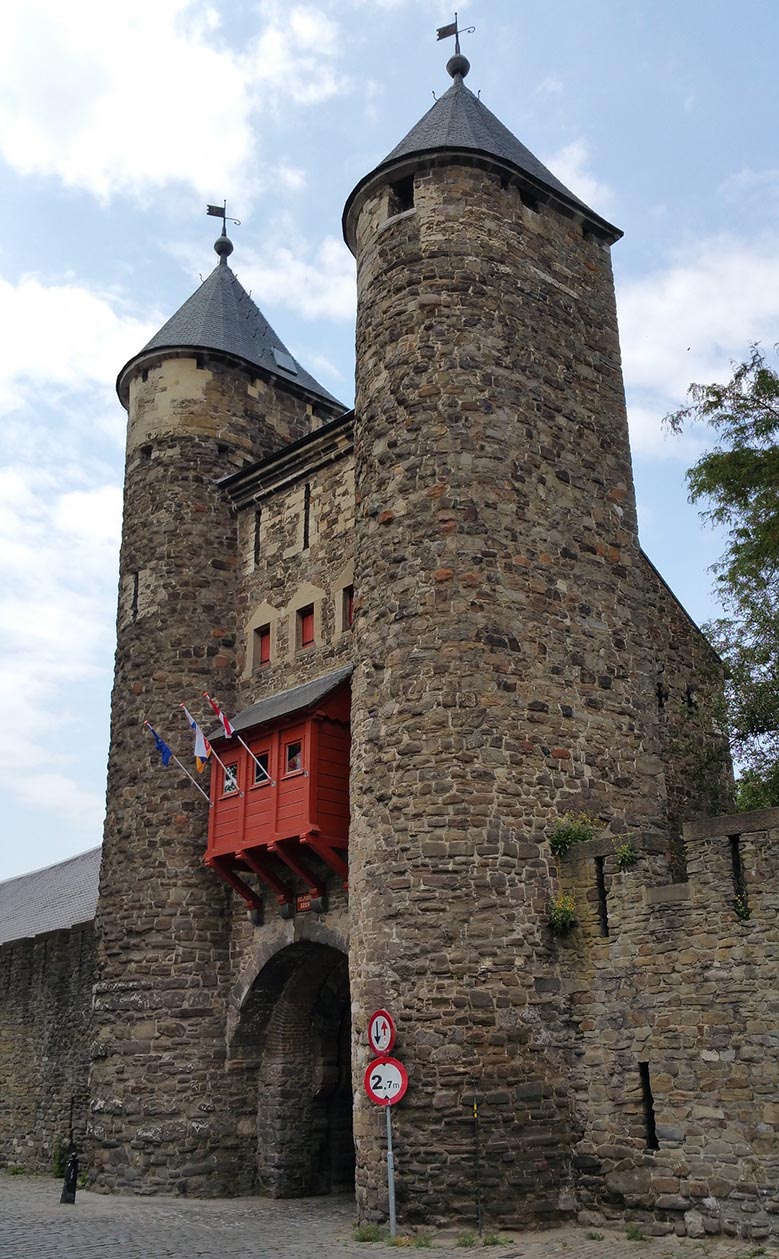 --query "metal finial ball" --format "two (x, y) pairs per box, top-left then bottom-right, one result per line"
(214, 234), (234, 260)
(447, 53), (470, 79)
